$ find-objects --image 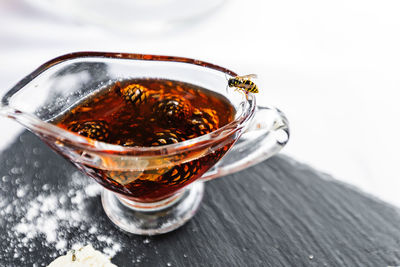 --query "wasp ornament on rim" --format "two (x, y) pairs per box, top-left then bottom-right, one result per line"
(228, 74), (259, 94)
